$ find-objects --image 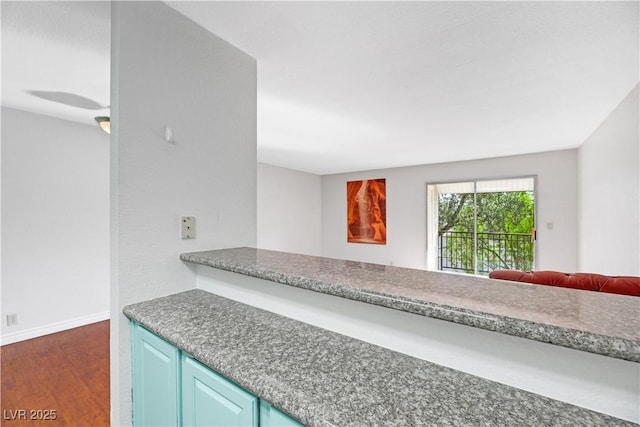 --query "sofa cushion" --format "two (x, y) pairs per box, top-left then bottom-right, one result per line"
(488, 270), (640, 297)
